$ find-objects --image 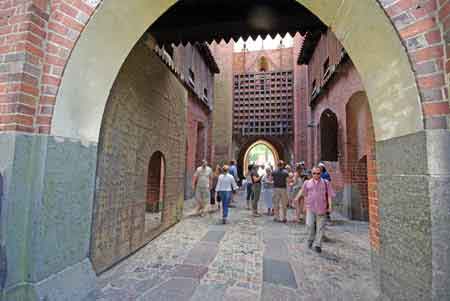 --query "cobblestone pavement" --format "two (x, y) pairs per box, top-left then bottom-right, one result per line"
(96, 191), (381, 300)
